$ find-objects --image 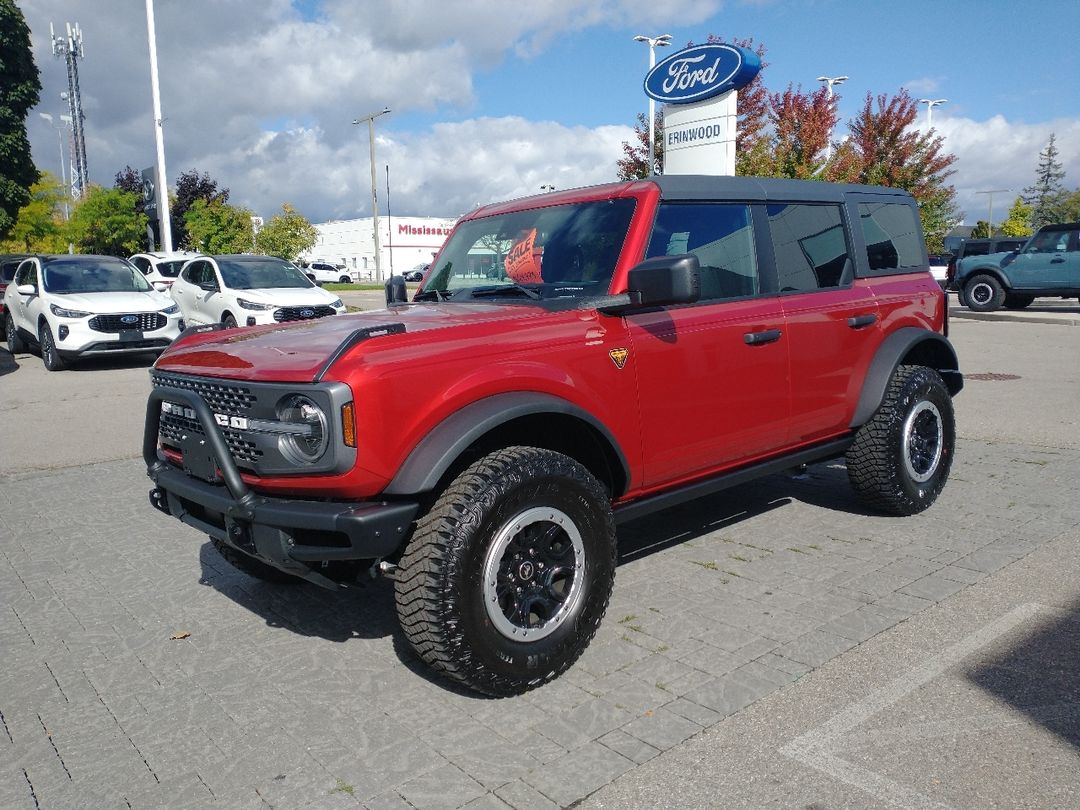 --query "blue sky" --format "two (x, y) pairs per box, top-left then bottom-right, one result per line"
(22, 0), (1080, 227)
